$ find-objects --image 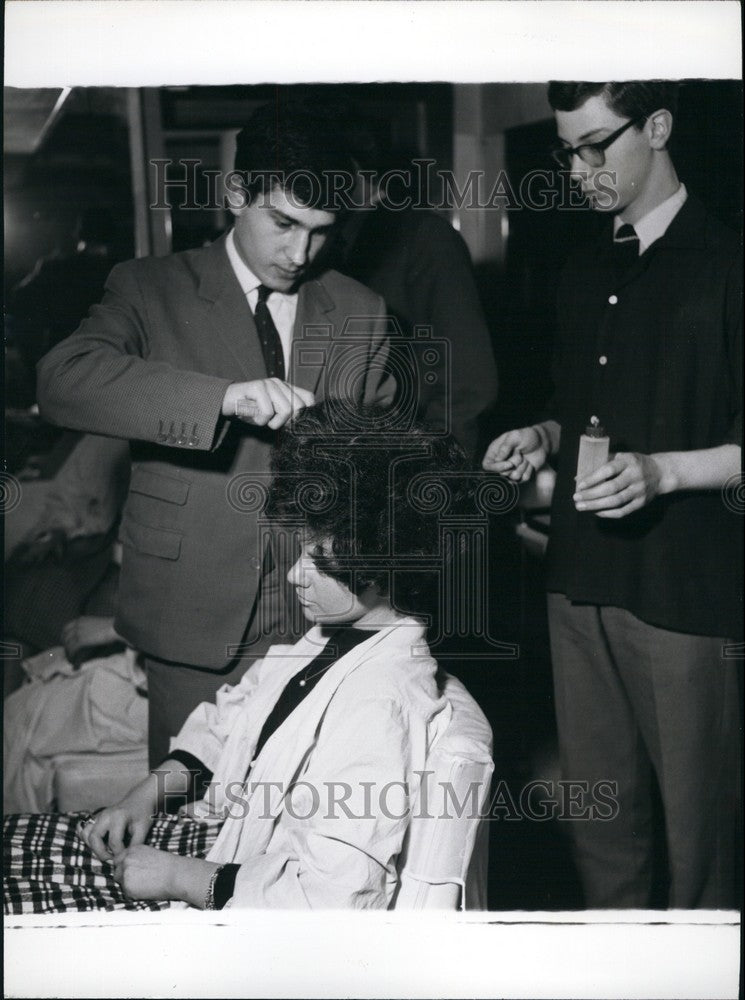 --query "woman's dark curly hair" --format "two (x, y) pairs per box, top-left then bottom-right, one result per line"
(265, 401), (472, 627)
